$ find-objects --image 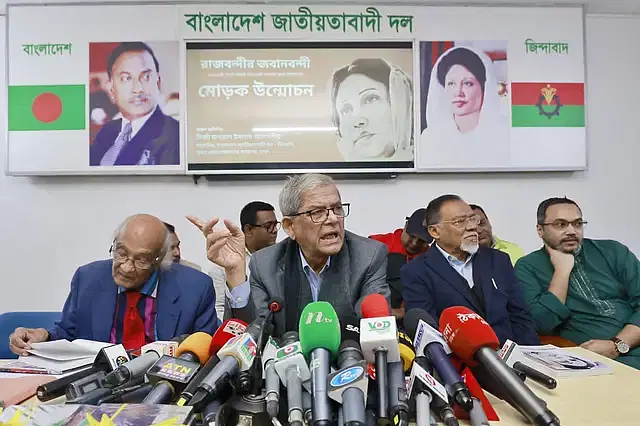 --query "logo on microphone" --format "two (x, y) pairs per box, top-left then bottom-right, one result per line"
(114, 355), (128, 366)
(330, 366), (364, 387)
(345, 324), (359, 333)
(304, 311), (334, 325)
(366, 319), (392, 331)
(223, 321), (247, 336)
(276, 342), (301, 360)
